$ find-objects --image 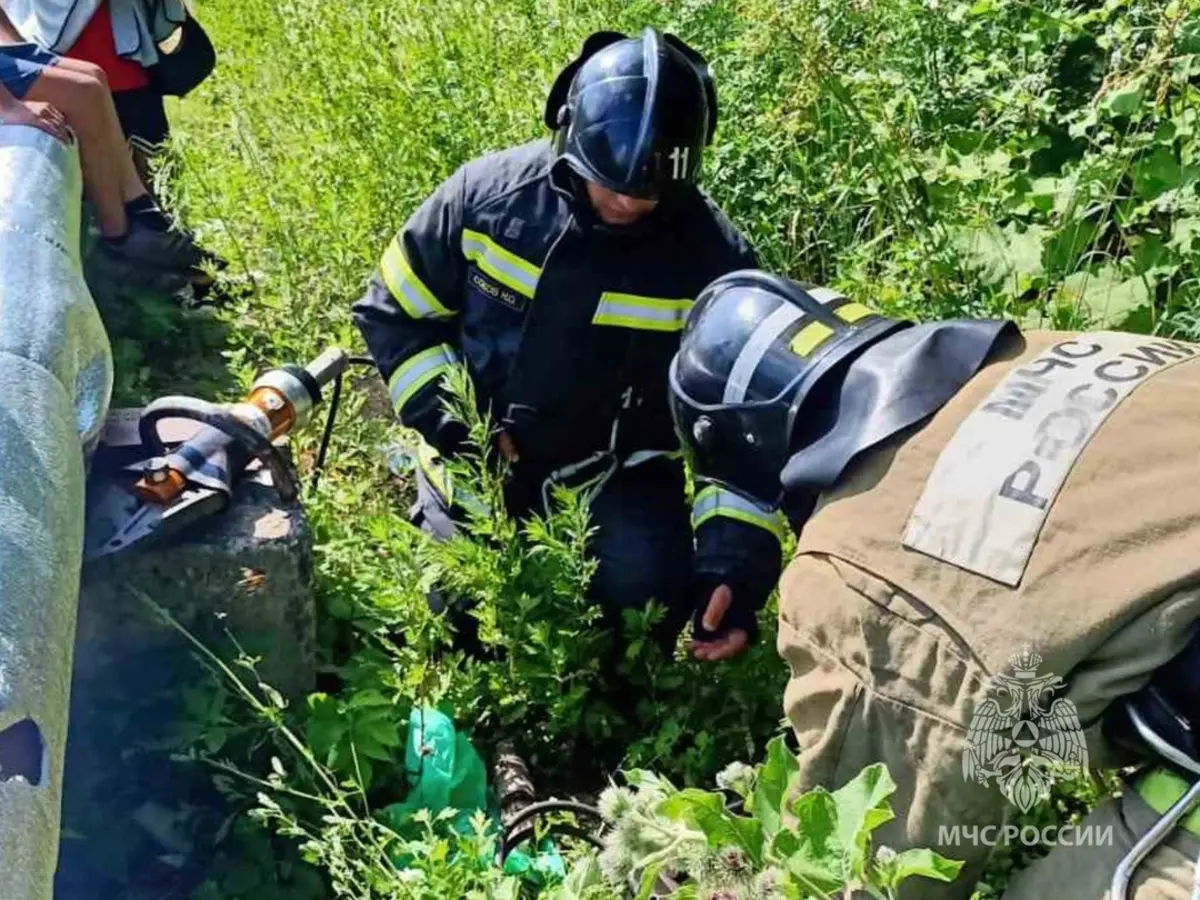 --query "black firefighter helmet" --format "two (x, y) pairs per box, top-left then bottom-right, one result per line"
(544, 27), (717, 199)
(668, 271), (910, 508)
